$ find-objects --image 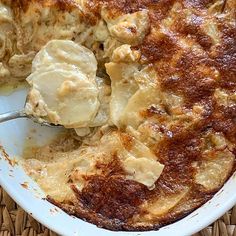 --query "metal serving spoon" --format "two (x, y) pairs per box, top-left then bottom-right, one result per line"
(0, 109), (61, 127)
(0, 92), (61, 128)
